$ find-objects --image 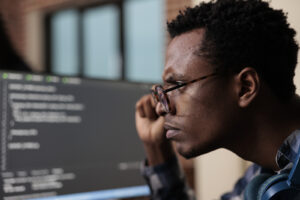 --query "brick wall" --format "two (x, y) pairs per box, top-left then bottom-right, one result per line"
(166, 0), (191, 22)
(0, 0), (26, 59)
